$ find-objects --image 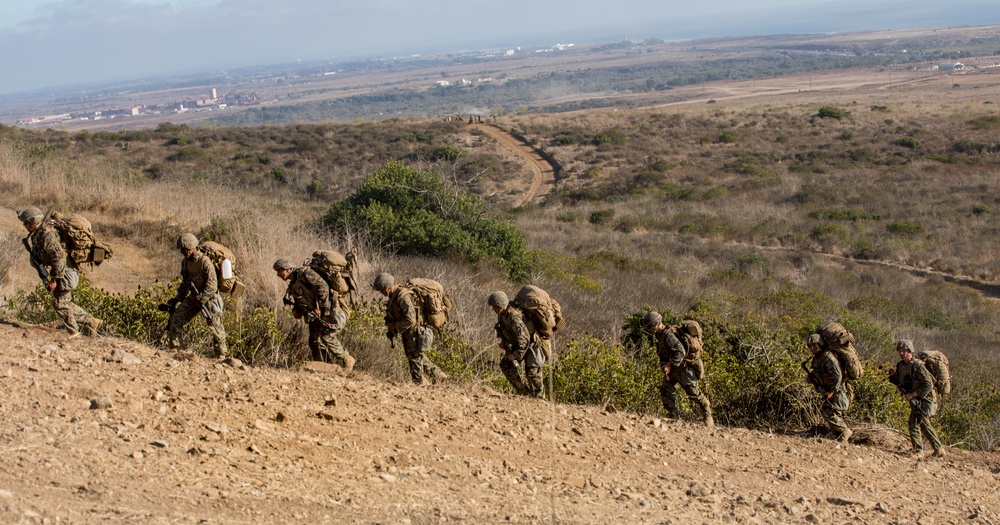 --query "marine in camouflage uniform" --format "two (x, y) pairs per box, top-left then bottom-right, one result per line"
(165, 233), (227, 357)
(18, 207), (101, 337)
(274, 258), (354, 371)
(643, 312), (713, 427)
(892, 340), (945, 457)
(372, 272), (446, 385)
(488, 291), (545, 398)
(805, 333), (852, 442)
